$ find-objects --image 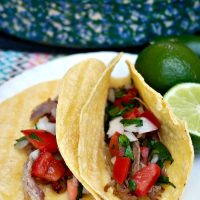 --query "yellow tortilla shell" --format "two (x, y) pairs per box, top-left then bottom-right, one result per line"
(79, 58), (194, 200)
(56, 58), (107, 200)
(0, 81), (67, 200)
